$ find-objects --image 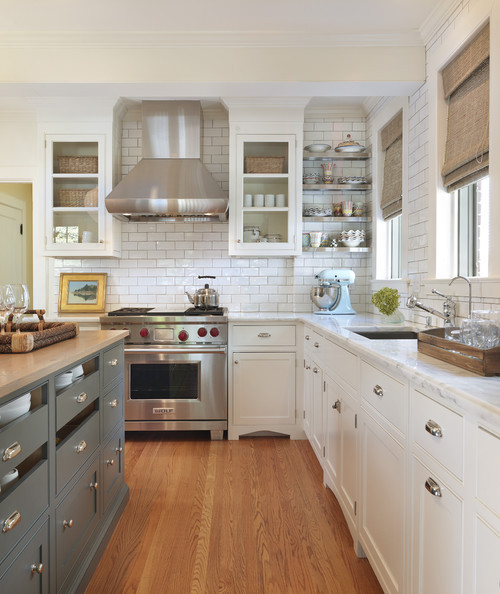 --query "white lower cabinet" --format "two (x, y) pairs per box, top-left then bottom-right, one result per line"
(359, 409), (406, 594)
(474, 513), (500, 594)
(410, 456), (464, 594)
